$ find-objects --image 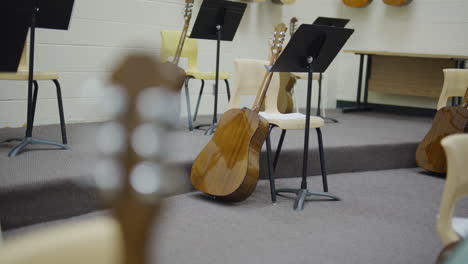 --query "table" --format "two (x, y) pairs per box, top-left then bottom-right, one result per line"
(342, 50), (468, 113)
